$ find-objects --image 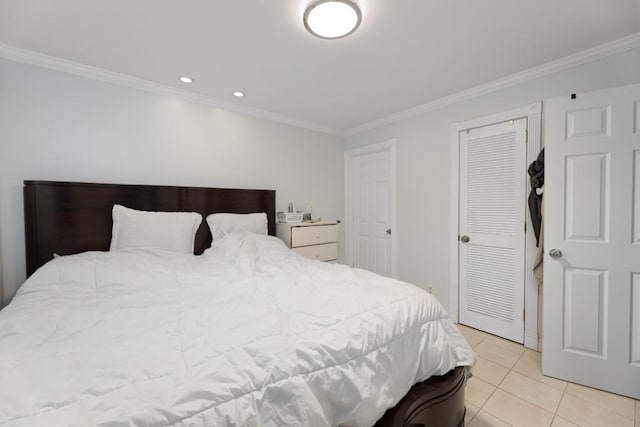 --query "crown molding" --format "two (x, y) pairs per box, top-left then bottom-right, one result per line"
(0, 44), (343, 137)
(3, 32), (640, 138)
(345, 31), (640, 136)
